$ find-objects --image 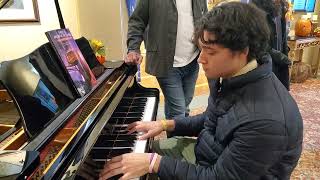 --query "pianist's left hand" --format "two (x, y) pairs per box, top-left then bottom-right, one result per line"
(126, 121), (164, 140)
(99, 153), (161, 180)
